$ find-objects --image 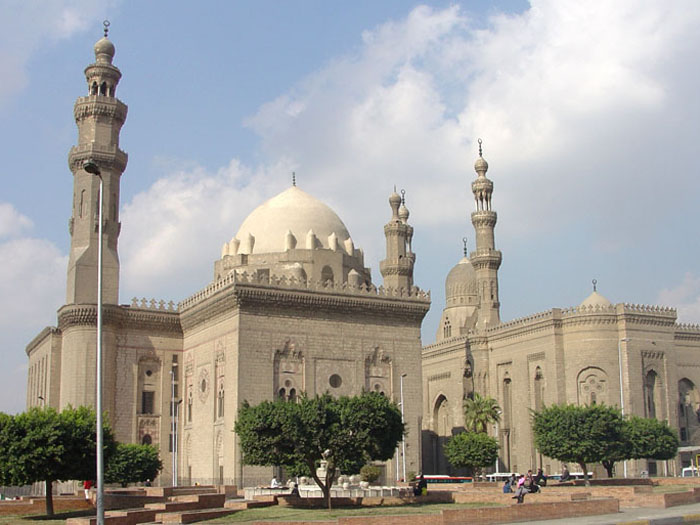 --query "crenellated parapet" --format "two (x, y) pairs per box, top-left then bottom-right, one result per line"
(130, 297), (178, 311)
(180, 269), (430, 311)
